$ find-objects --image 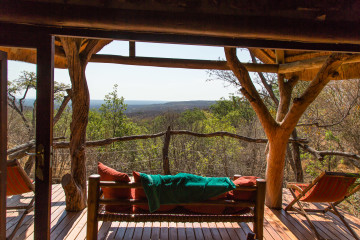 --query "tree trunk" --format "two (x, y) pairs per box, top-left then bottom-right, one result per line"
(291, 129), (303, 182)
(59, 37), (111, 211)
(265, 131), (289, 209)
(60, 37), (89, 211)
(225, 48), (350, 209)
